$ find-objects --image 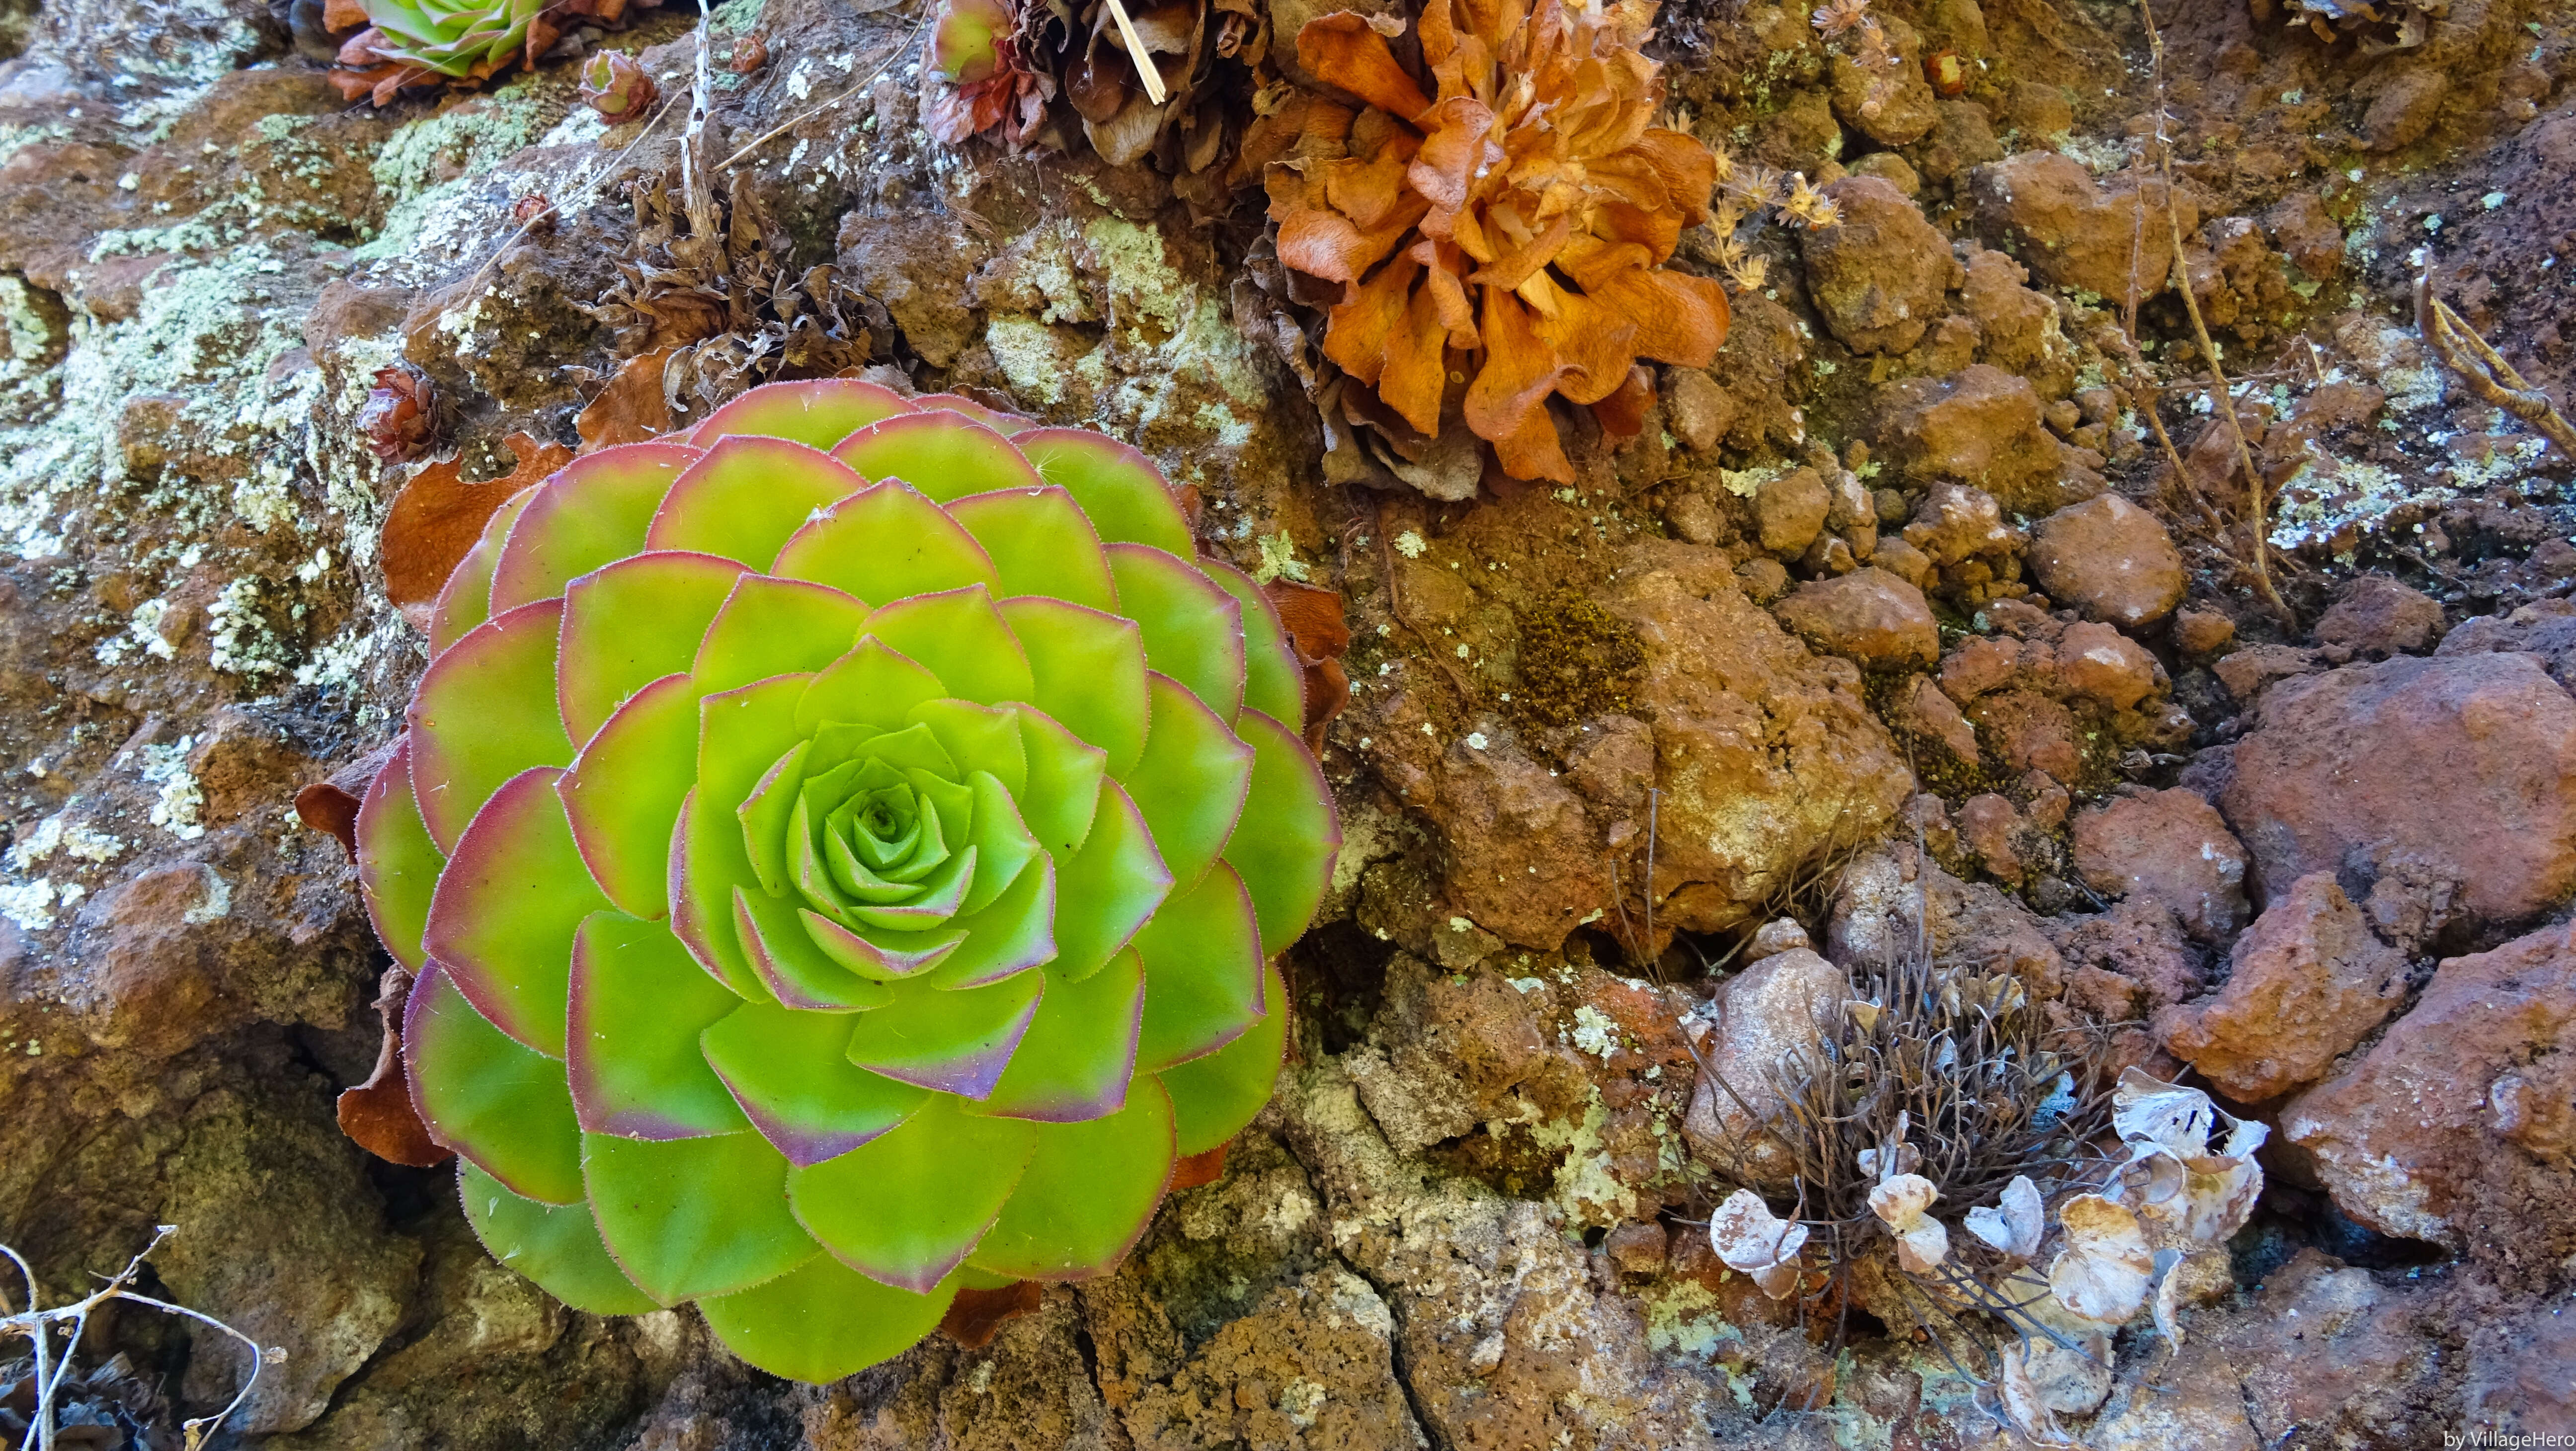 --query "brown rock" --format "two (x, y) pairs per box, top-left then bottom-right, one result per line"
(1601, 1221), (1669, 1278)
(1662, 368), (1733, 454)
(1970, 151), (2200, 301)
(1564, 714), (1656, 811)
(1735, 556), (1789, 603)
(1124, 1269), (1421, 1451)
(1902, 675), (1980, 761)
(1938, 633), (2022, 702)
(1828, 14), (1938, 145)
(2053, 621), (2161, 710)
(2435, 598), (2576, 694)
(1912, 98), (2004, 186)
(1871, 536), (1932, 588)
(2224, 653), (2576, 924)
(2046, 894), (2207, 1012)
(2070, 789), (2251, 941)
(1966, 689), (2081, 779)
(1755, 466), (1830, 556)
(1901, 482), (2015, 566)
(1846, 151), (1920, 196)
(2026, 494), (2187, 627)
(2212, 643), (2322, 704)
(1958, 246), (2069, 387)
(2283, 916), (2576, 1249)
(1796, 177), (1953, 355)
(1955, 793), (2023, 883)
(1425, 737), (1615, 949)
(2222, 1250), (2451, 1449)
(2173, 606), (2236, 657)
(67, 862), (234, 1059)
(1771, 567), (1940, 667)
(1879, 365), (2080, 513)
(1683, 947), (1842, 1181)
(2361, 66), (2447, 152)
(2157, 874), (2407, 1101)
(2312, 575), (2445, 657)
(1605, 548), (1914, 930)
(2263, 189), (2346, 281)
